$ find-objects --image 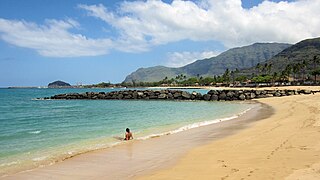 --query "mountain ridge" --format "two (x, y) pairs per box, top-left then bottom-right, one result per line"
(124, 42), (291, 82)
(238, 37), (320, 77)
